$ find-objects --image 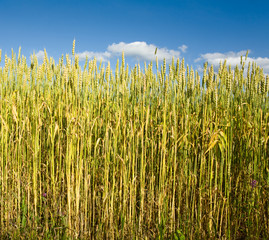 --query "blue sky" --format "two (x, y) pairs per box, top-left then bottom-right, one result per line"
(1, 0), (269, 73)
